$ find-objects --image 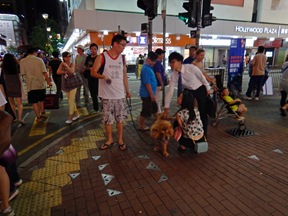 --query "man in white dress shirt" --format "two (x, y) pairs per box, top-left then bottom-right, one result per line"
(163, 52), (210, 136)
